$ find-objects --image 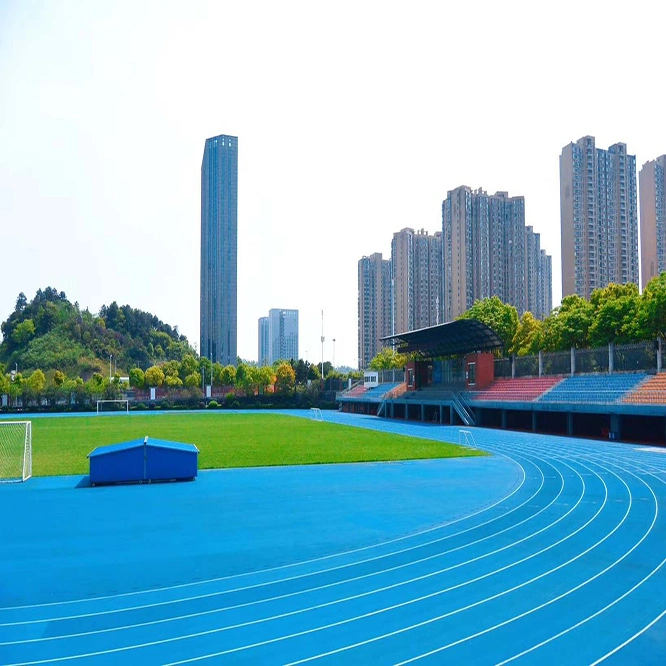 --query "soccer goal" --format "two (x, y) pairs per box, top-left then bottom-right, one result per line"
(310, 407), (324, 422)
(97, 399), (129, 414)
(458, 429), (477, 450)
(0, 421), (32, 482)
